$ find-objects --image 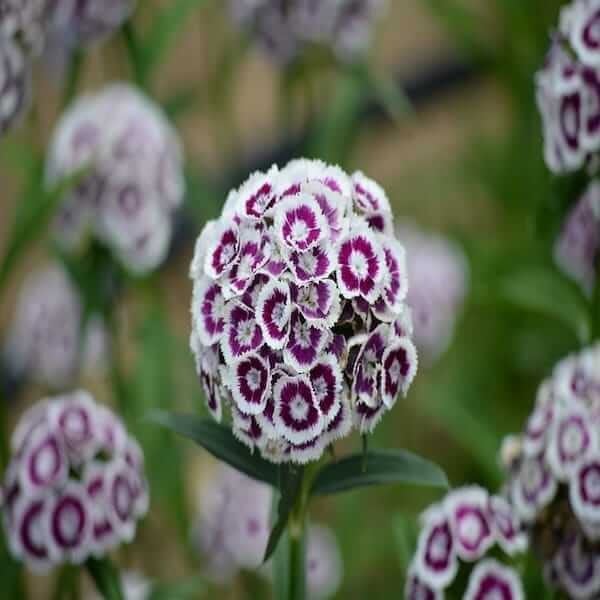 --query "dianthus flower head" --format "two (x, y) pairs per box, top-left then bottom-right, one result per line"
(228, 0), (387, 65)
(406, 485), (526, 600)
(3, 264), (107, 389)
(45, 0), (136, 48)
(47, 84), (184, 274)
(190, 159), (418, 464)
(535, 1), (600, 174)
(397, 223), (468, 365)
(2, 390), (149, 572)
(499, 343), (600, 598)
